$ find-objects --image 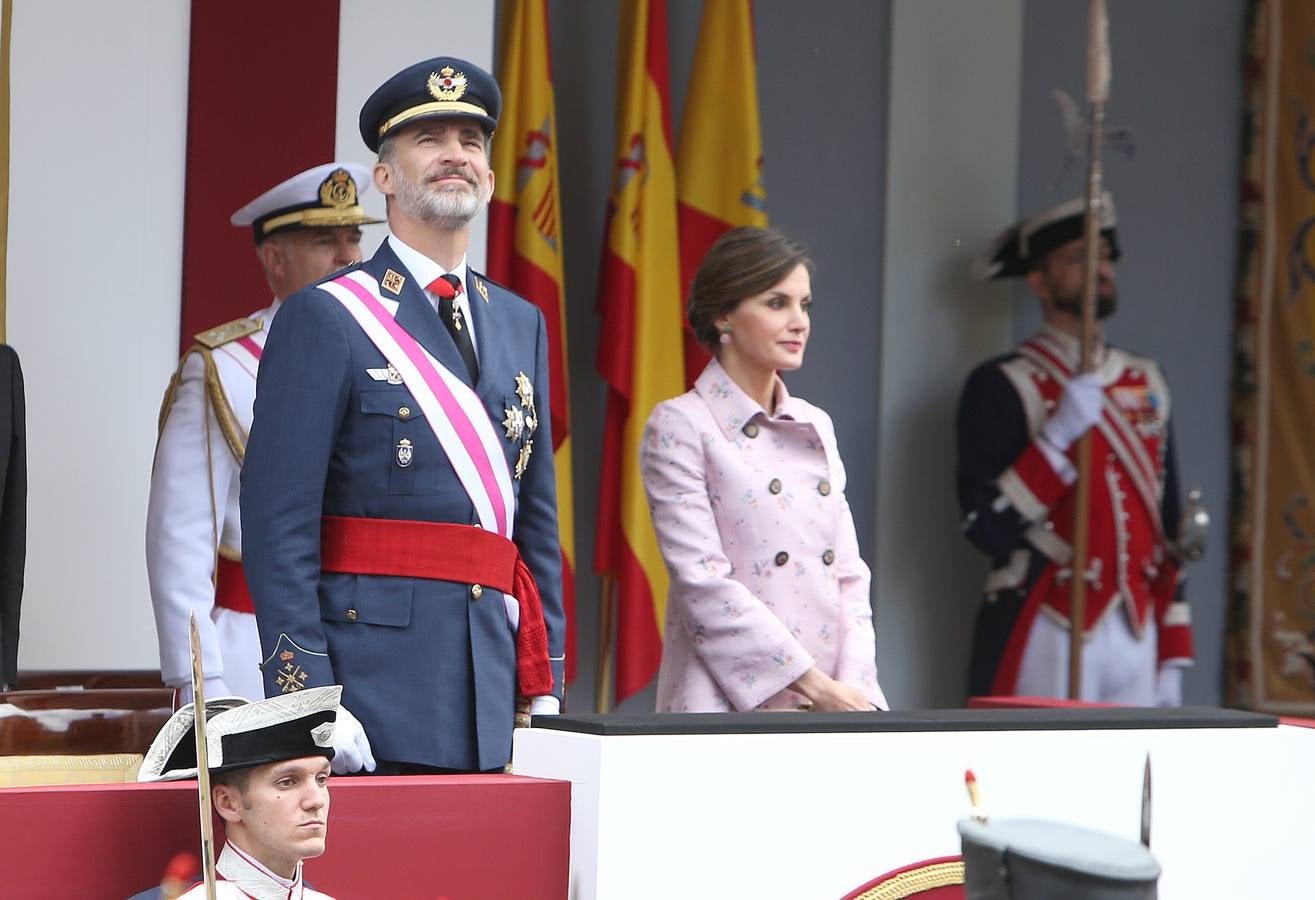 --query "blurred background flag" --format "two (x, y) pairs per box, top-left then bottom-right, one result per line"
(489, 0), (578, 682)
